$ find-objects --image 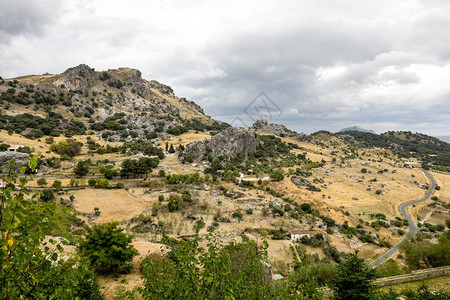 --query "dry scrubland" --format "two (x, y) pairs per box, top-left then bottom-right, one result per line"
(3, 126), (447, 298)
